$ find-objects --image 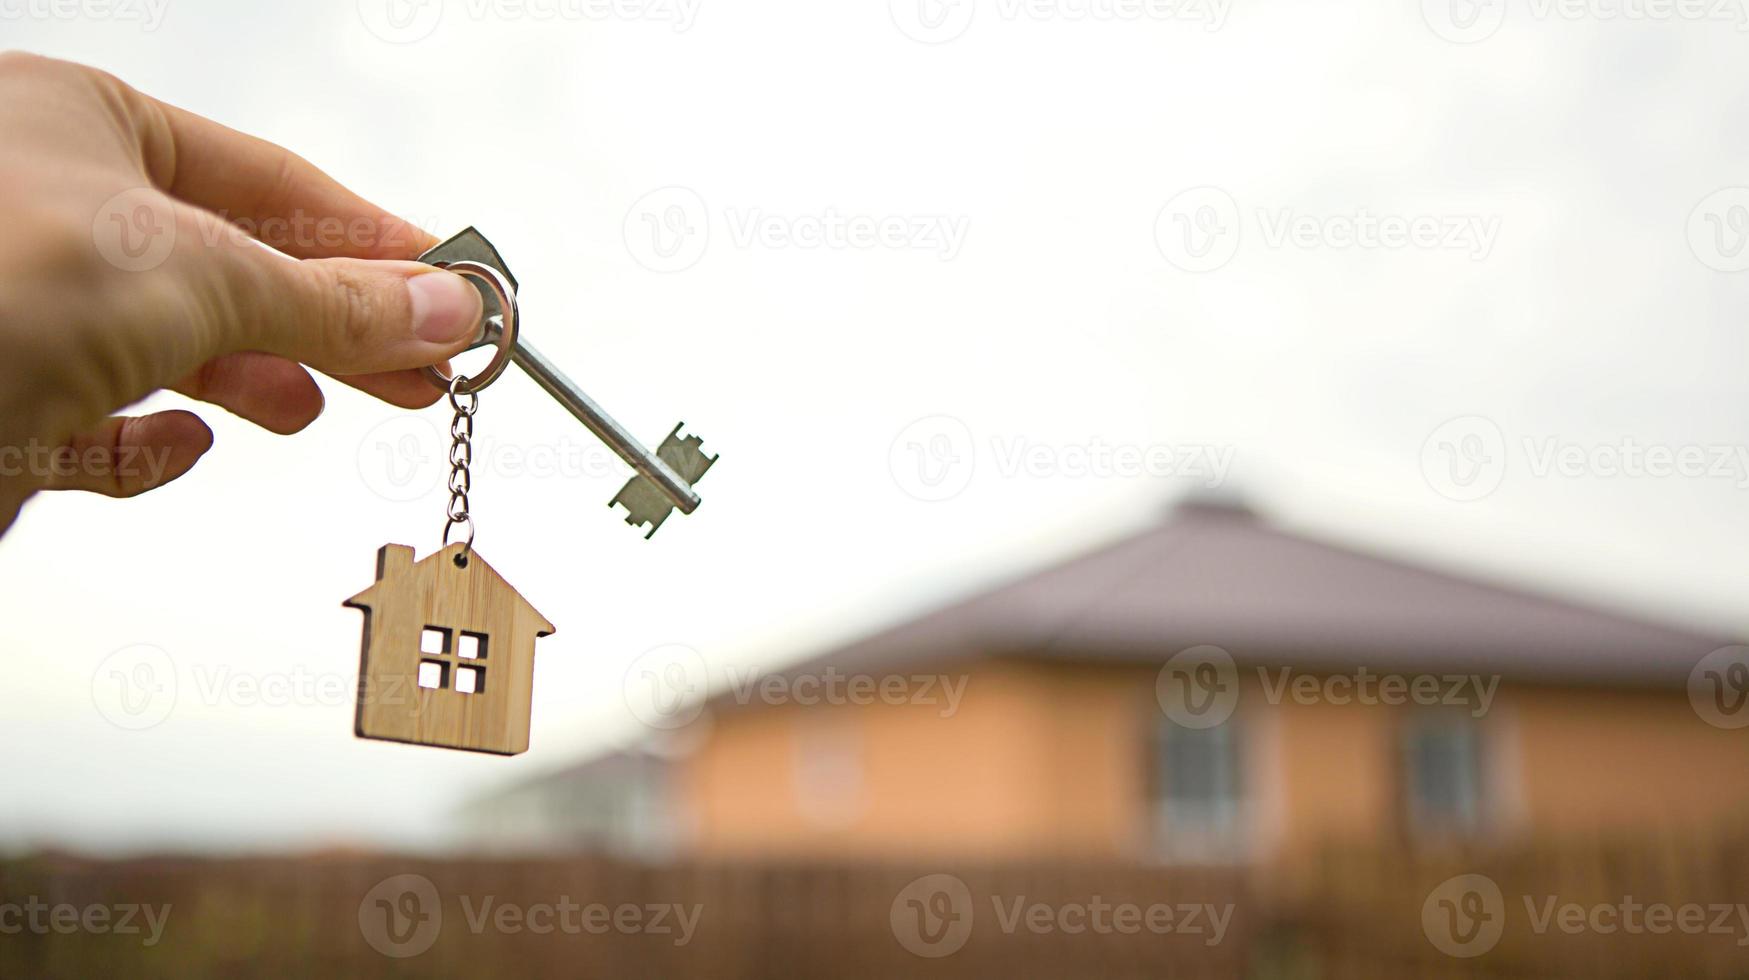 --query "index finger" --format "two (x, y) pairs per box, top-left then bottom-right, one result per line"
(133, 91), (439, 261)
